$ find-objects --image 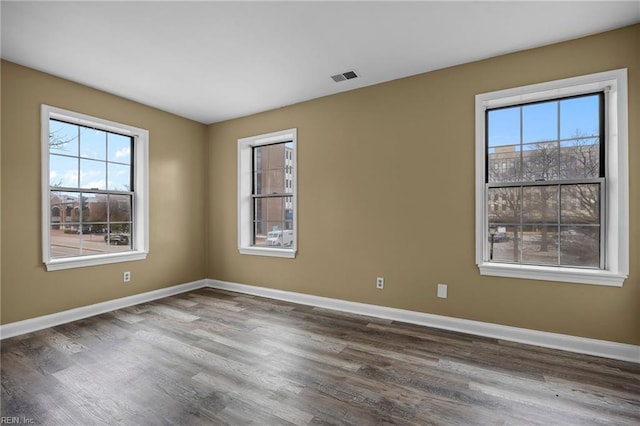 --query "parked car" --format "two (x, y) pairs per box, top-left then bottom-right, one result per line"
(105, 234), (129, 245)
